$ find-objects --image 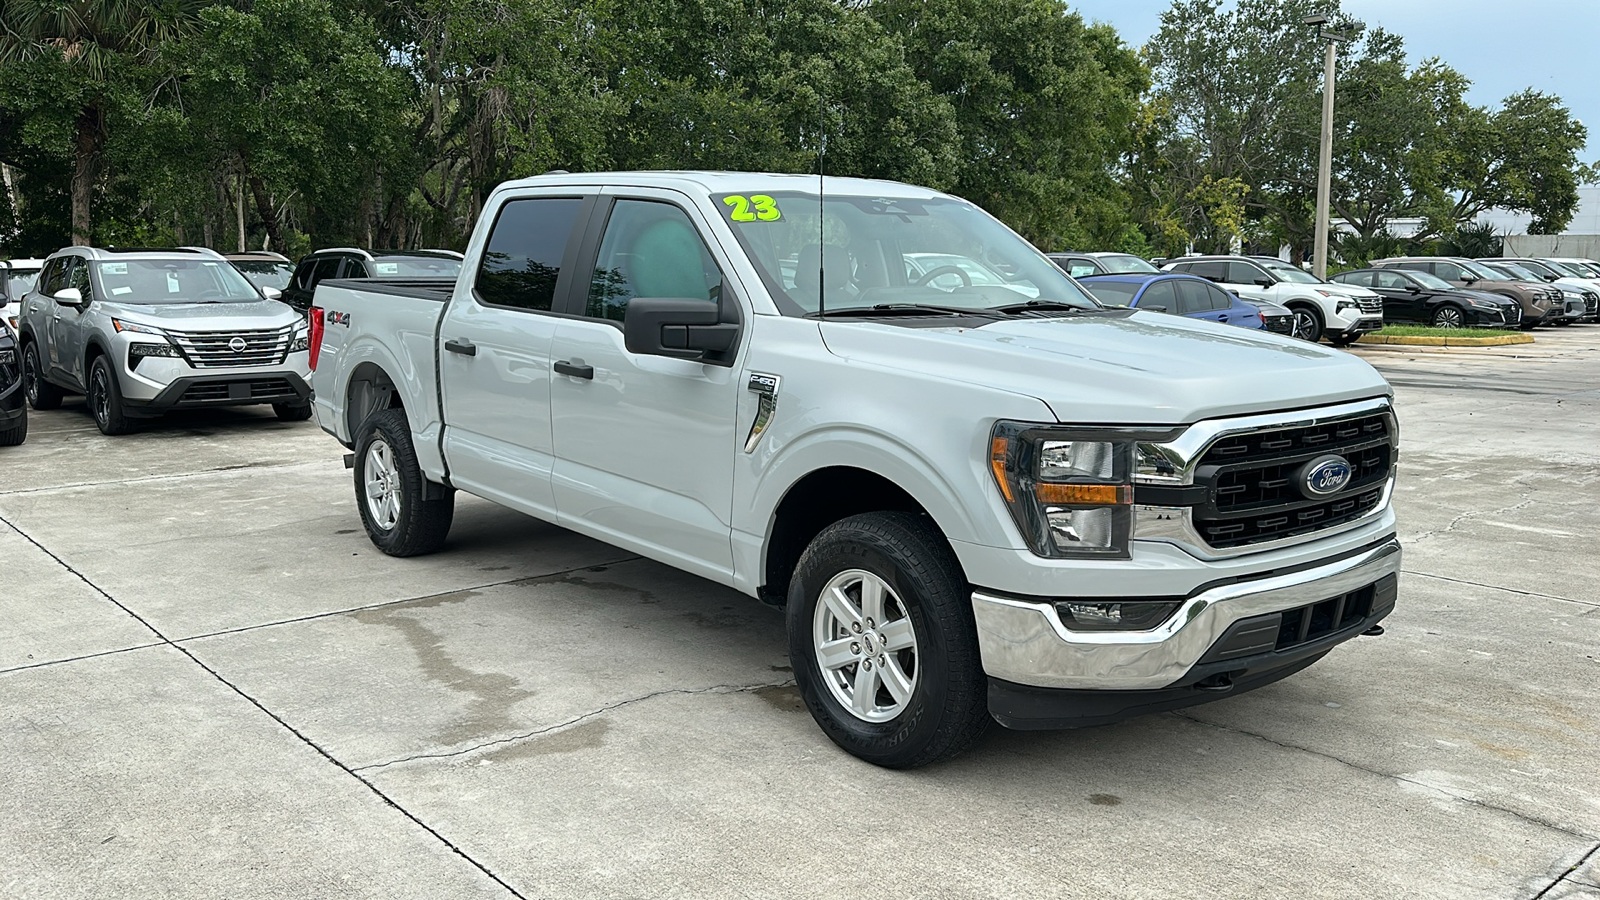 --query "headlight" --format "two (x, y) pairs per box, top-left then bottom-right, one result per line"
(128, 341), (178, 358)
(1466, 298), (1498, 309)
(0, 348), (14, 365)
(112, 318), (167, 336)
(1336, 300), (1358, 312)
(290, 325), (310, 352)
(990, 423), (1176, 558)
